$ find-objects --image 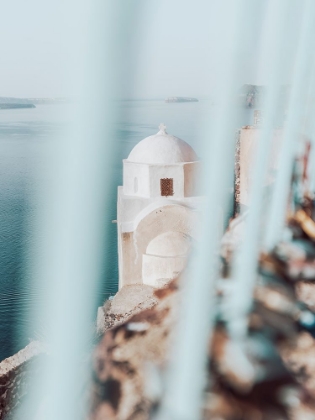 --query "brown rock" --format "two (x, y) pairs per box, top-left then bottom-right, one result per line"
(90, 281), (179, 420)
(98, 284), (159, 333)
(279, 332), (315, 398)
(296, 282), (315, 311)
